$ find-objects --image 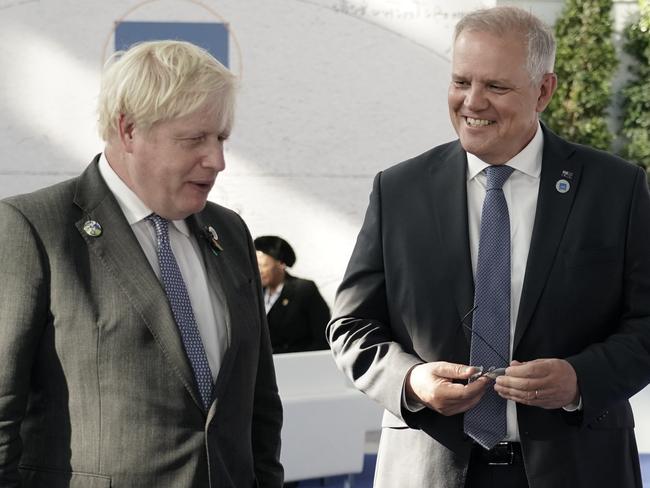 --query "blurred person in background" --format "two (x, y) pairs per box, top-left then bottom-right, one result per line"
(255, 235), (330, 354)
